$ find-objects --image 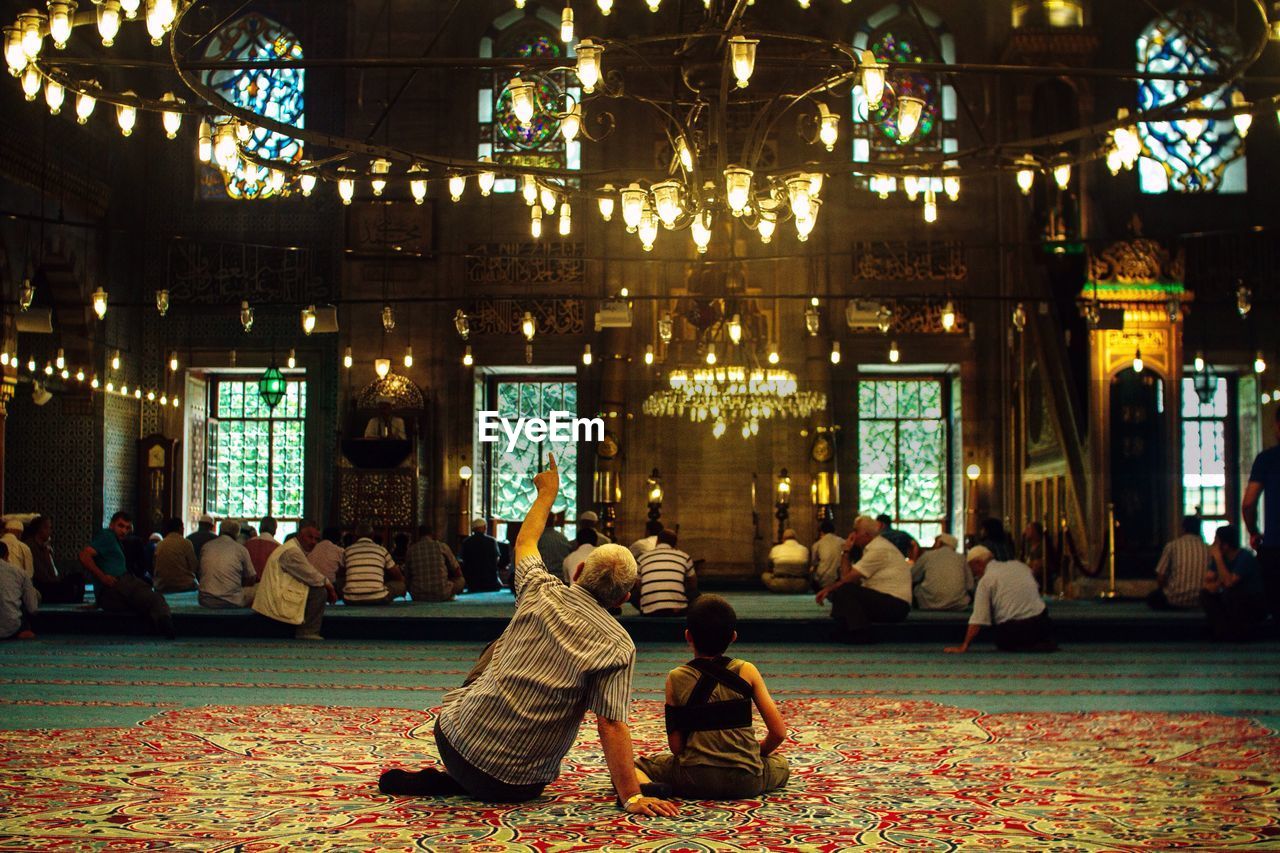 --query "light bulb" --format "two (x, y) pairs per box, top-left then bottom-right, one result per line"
(1133, 347), (1144, 374)
(382, 304), (396, 333)
(644, 344), (654, 365)
(817, 103), (839, 151)
(463, 345), (473, 367)
(477, 157), (496, 196)
(299, 172), (316, 197)
(45, 79), (63, 114)
(21, 65), (40, 101)
(168, 350), (178, 371)
(54, 348), (65, 370)
(712, 418), (726, 439)
(597, 186), (614, 221)
(638, 206), (658, 252)
(941, 300), (956, 331)
(79, 91), (99, 124)
(705, 344), (717, 366)
(1016, 165), (1034, 195)
(521, 311), (536, 341)
(724, 166), (753, 215)
(559, 202), (572, 236)
(530, 204), (543, 238)
(757, 212), (776, 244)
(301, 305), (316, 335)
(4, 25), (25, 75)
(728, 35), (758, 88)
(160, 91), (182, 138)
(805, 305), (820, 336)
(19, 10), (42, 60)
(889, 340), (900, 363)
(596, 0), (612, 14)
(621, 183), (645, 231)
(795, 198), (821, 241)
(370, 158), (390, 196)
(522, 174), (537, 206)
(1255, 351), (1268, 374)
(768, 346), (779, 365)
(675, 135), (694, 172)
(408, 164), (427, 204)
(240, 300), (254, 332)
(658, 313), (673, 344)
(91, 375), (99, 389)
(508, 76), (536, 126)
(691, 214), (712, 253)
(539, 186), (557, 213)
(943, 175), (960, 201)
(897, 96), (925, 140)
(1053, 163), (1071, 190)
(1194, 351), (1205, 373)
(97, 0), (120, 45)
(1012, 303), (1027, 333)
(652, 180), (682, 226)
(214, 122), (239, 171)
(91, 287), (108, 319)
(343, 346), (352, 369)
(830, 341), (841, 364)
(582, 344), (592, 366)
(404, 346), (414, 369)
(728, 314), (742, 345)
(287, 348), (297, 369)
(195, 118), (212, 160)
(560, 3), (573, 42)
(923, 188), (937, 223)
(1232, 91), (1252, 137)
(1237, 285), (1252, 318)
(48, 1), (74, 49)
(576, 39), (602, 92)
(338, 171), (355, 205)
(111, 350), (121, 371)
(448, 173), (465, 202)
(786, 174), (811, 220)
(374, 358), (391, 380)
